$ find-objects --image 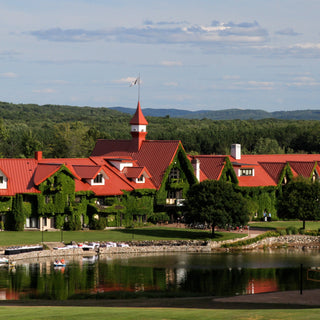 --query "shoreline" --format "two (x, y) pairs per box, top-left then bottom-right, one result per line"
(2, 234), (320, 263)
